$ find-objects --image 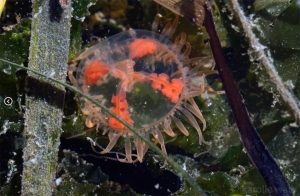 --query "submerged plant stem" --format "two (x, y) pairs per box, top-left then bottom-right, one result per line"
(228, 0), (300, 124)
(204, 3), (292, 196)
(20, 0), (72, 195)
